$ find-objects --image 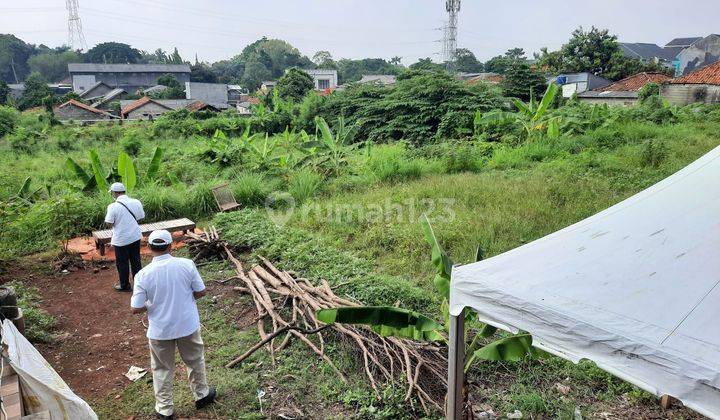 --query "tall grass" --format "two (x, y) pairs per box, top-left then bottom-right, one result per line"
(288, 169), (323, 203)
